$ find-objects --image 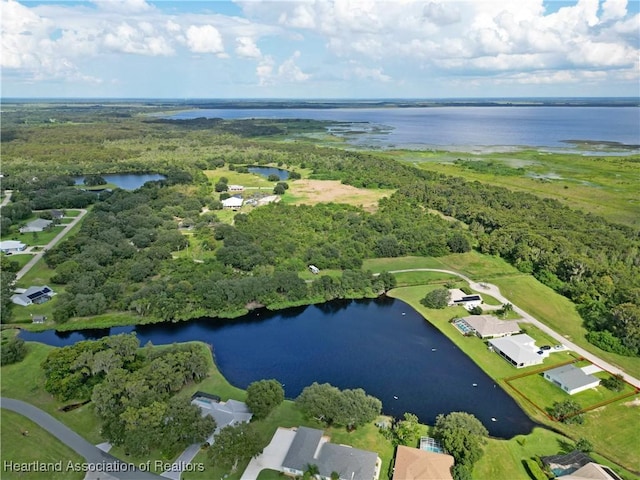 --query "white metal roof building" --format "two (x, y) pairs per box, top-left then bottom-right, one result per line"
(0, 240), (27, 253)
(489, 334), (544, 368)
(544, 364), (601, 395)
